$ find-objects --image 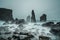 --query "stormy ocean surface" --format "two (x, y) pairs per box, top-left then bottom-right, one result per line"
(0, 20), (60, 40)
